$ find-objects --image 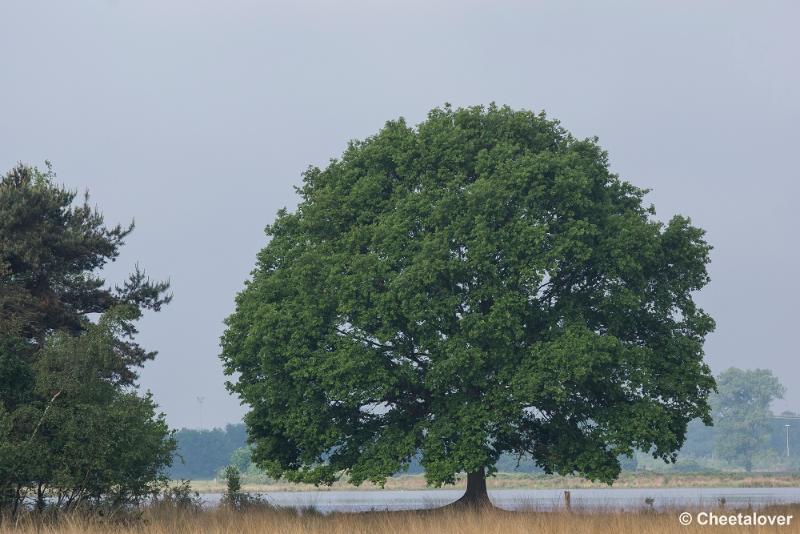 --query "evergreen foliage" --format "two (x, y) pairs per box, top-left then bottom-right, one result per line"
(0, 163), (174, 516)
